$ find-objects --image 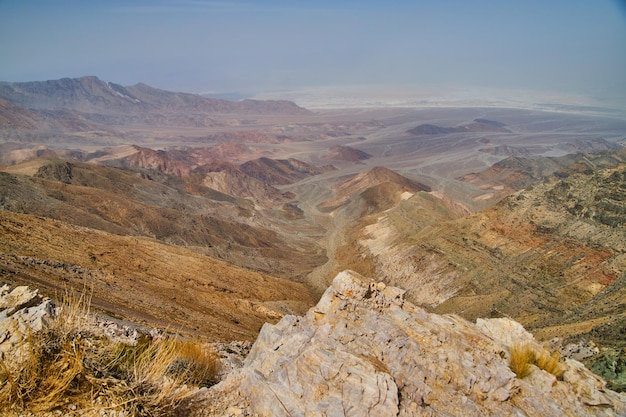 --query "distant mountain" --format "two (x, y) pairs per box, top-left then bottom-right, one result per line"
(324, 145), (371, 162)
(319, 166), (431, 213)
(240, 157), (335, 186)
(124, 81), (311, 115)
(0, 76), (311, 116)
(459, 148), (626, 207)
(0, 76), (311, 134)
(0, 97), (42, 129)
(407, 118), (511, 135)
